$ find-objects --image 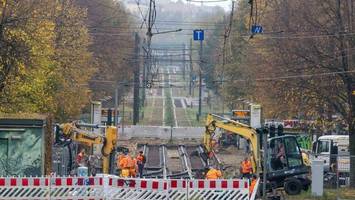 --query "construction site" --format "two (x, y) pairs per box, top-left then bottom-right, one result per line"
(117, 138), (245, 180)
(1, 0), (354, 199)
